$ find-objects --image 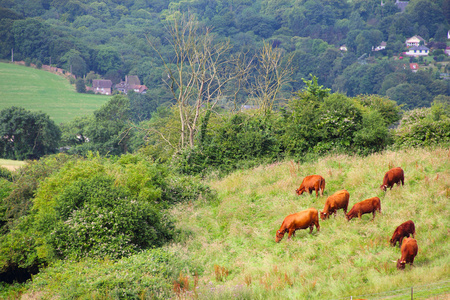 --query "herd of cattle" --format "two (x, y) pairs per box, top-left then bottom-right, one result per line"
(275, 167), (418, 270)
